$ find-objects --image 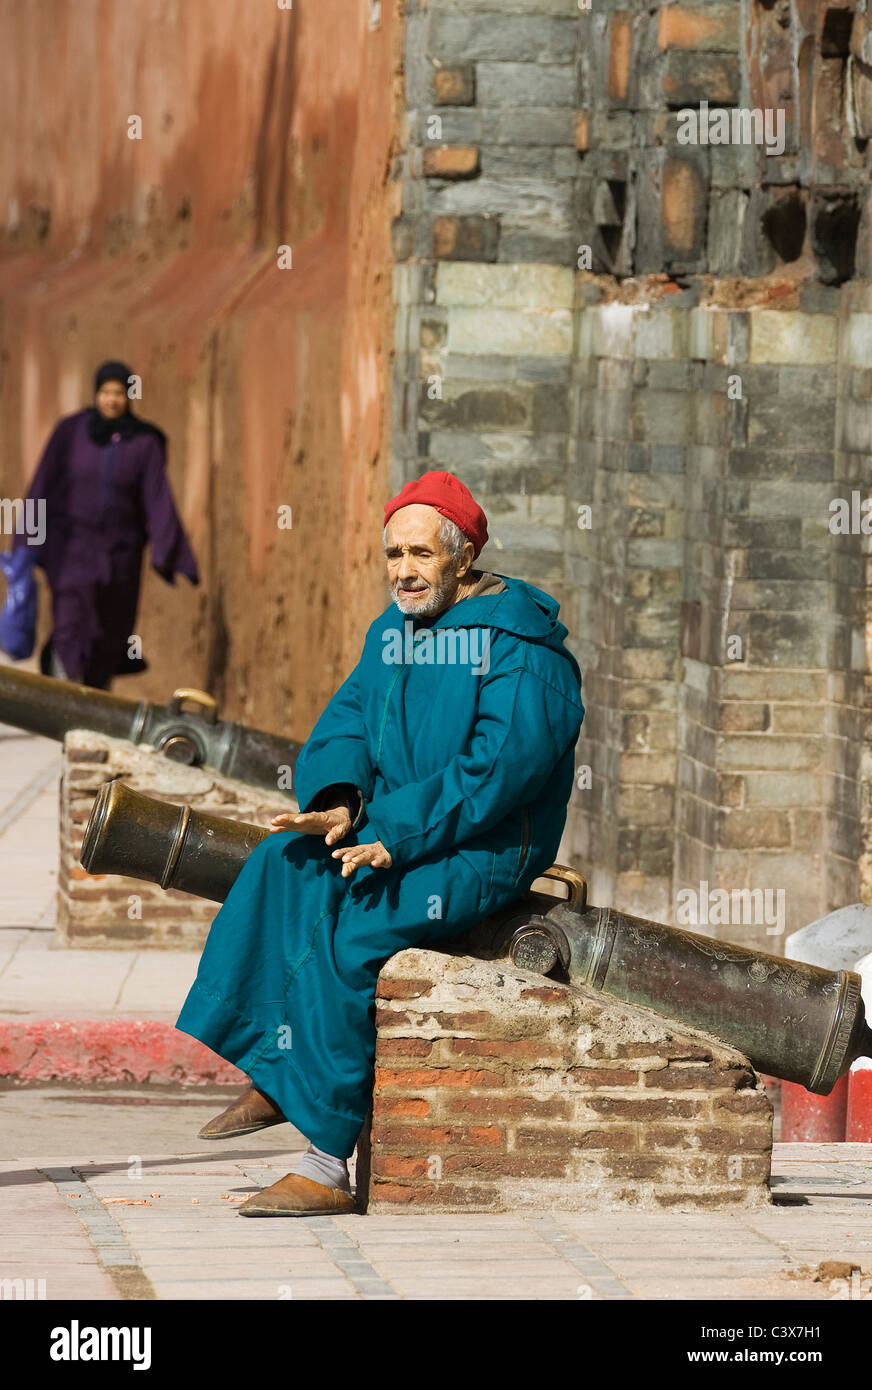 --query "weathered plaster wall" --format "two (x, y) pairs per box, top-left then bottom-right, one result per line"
(0, 0), (402, 739)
